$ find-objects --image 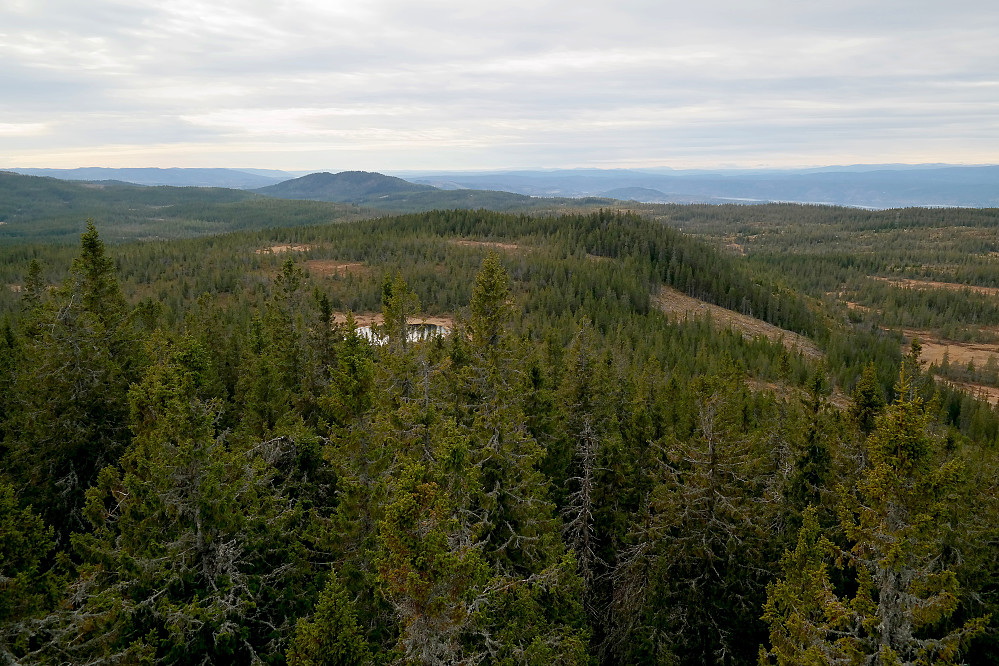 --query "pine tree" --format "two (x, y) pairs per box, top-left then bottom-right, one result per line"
(0, 320), (18, 453)
(468, 252), (511, 359)
(839, 369), (985, 664)
(321, 312), (375, 431)
(453, 252), (559, 573)
(376, 458), (489, 663)
(613, 368), (773, 664)
(21, 259), (45, 313)
(380, 271), (419, 353)
(760, 506), (851, 666)
(787, 364), (836, 523)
